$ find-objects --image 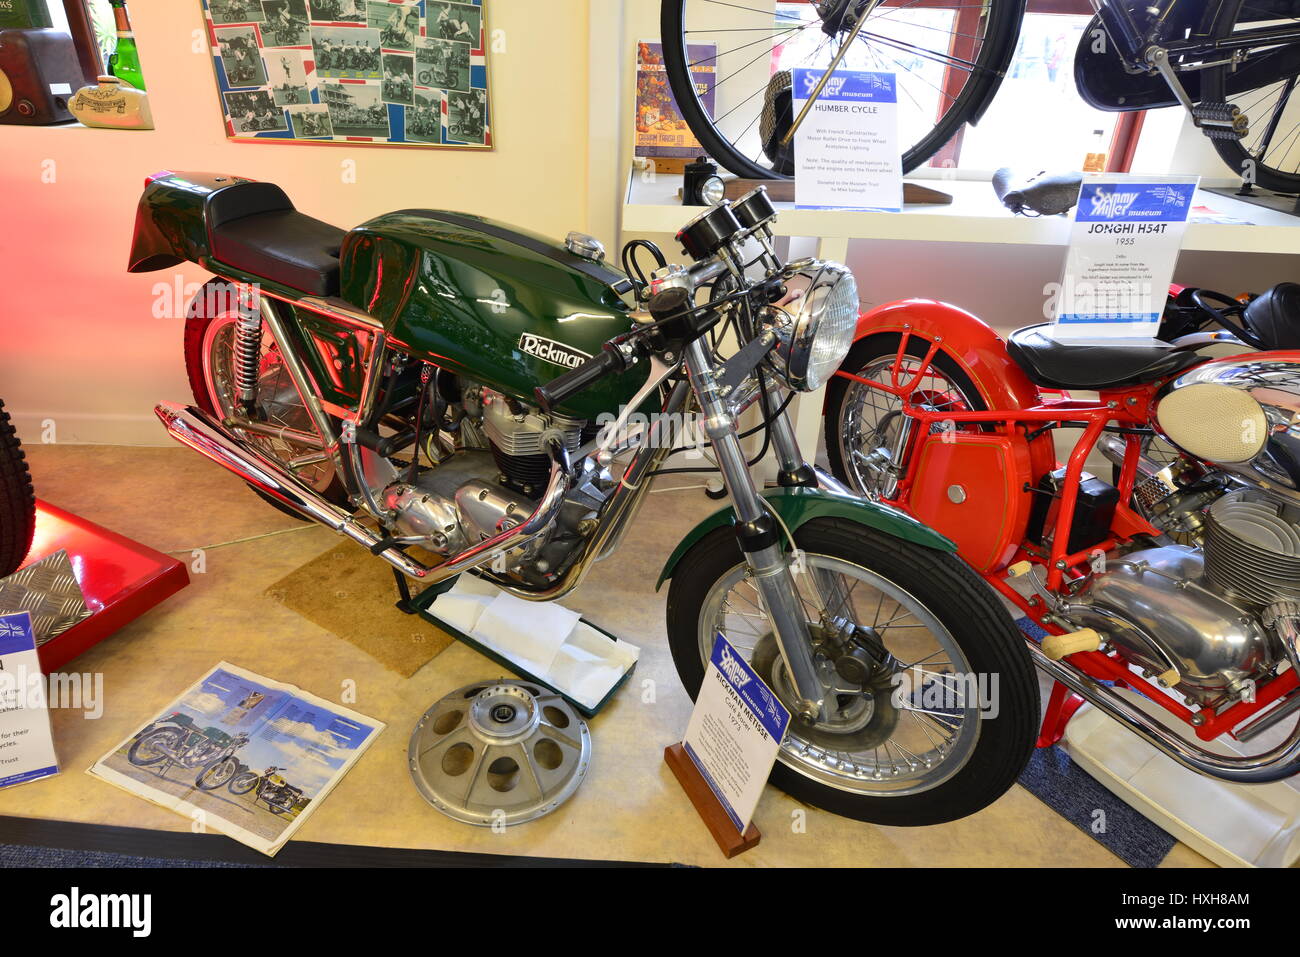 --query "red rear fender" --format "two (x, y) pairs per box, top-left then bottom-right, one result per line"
(854, 299), (1042, 413)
